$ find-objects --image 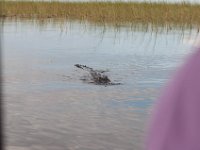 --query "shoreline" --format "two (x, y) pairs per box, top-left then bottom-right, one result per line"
(1, 1), (200, 26)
